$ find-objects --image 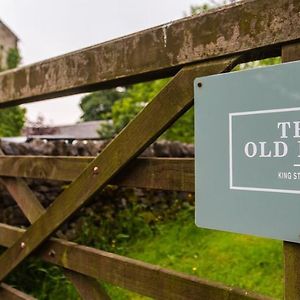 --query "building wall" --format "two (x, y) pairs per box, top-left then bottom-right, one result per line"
(0, 22), (18, 70)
